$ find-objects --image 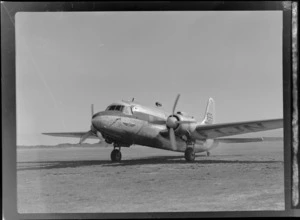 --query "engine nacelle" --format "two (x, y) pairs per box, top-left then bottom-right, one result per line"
(193, 139), (220, 153)
(172, 113), (197, 137)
